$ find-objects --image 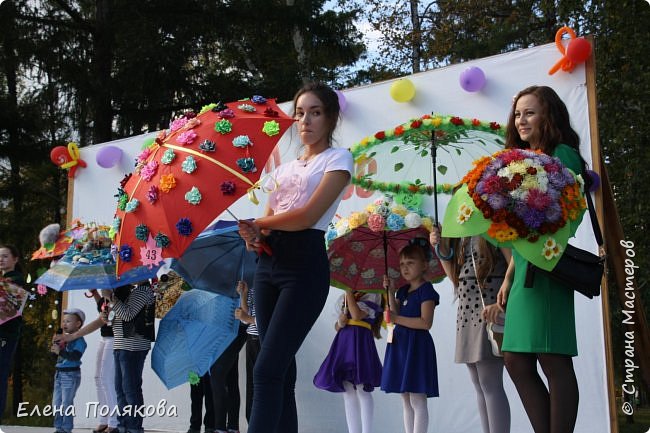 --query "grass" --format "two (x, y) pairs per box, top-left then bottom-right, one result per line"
(619, 406), (650, 433)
